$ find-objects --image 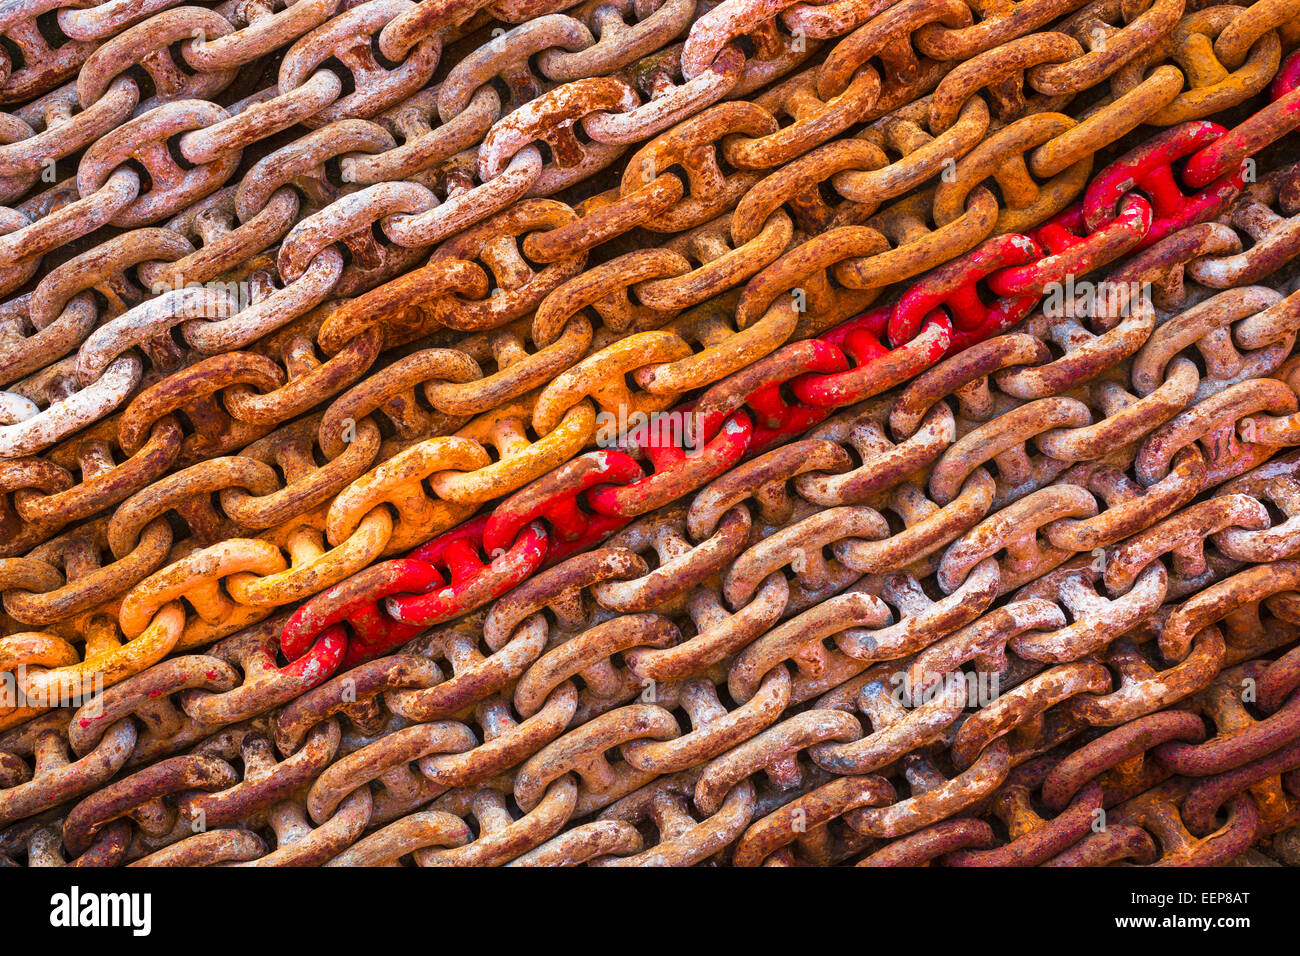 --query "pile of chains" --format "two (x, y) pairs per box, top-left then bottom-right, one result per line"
(2, 0), (1300, 866)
